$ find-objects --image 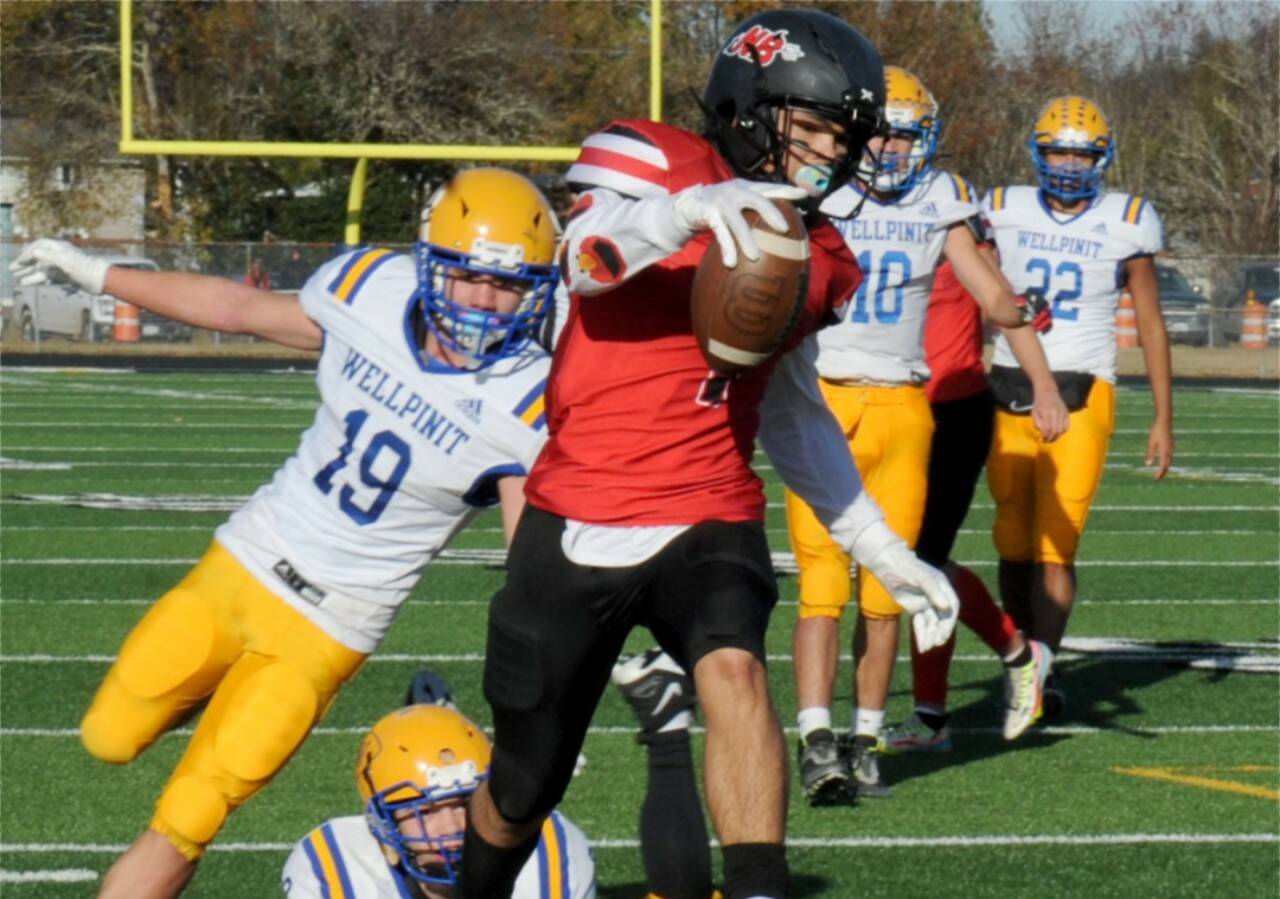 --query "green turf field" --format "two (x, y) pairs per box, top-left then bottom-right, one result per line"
(1, 369), (1276, 897)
